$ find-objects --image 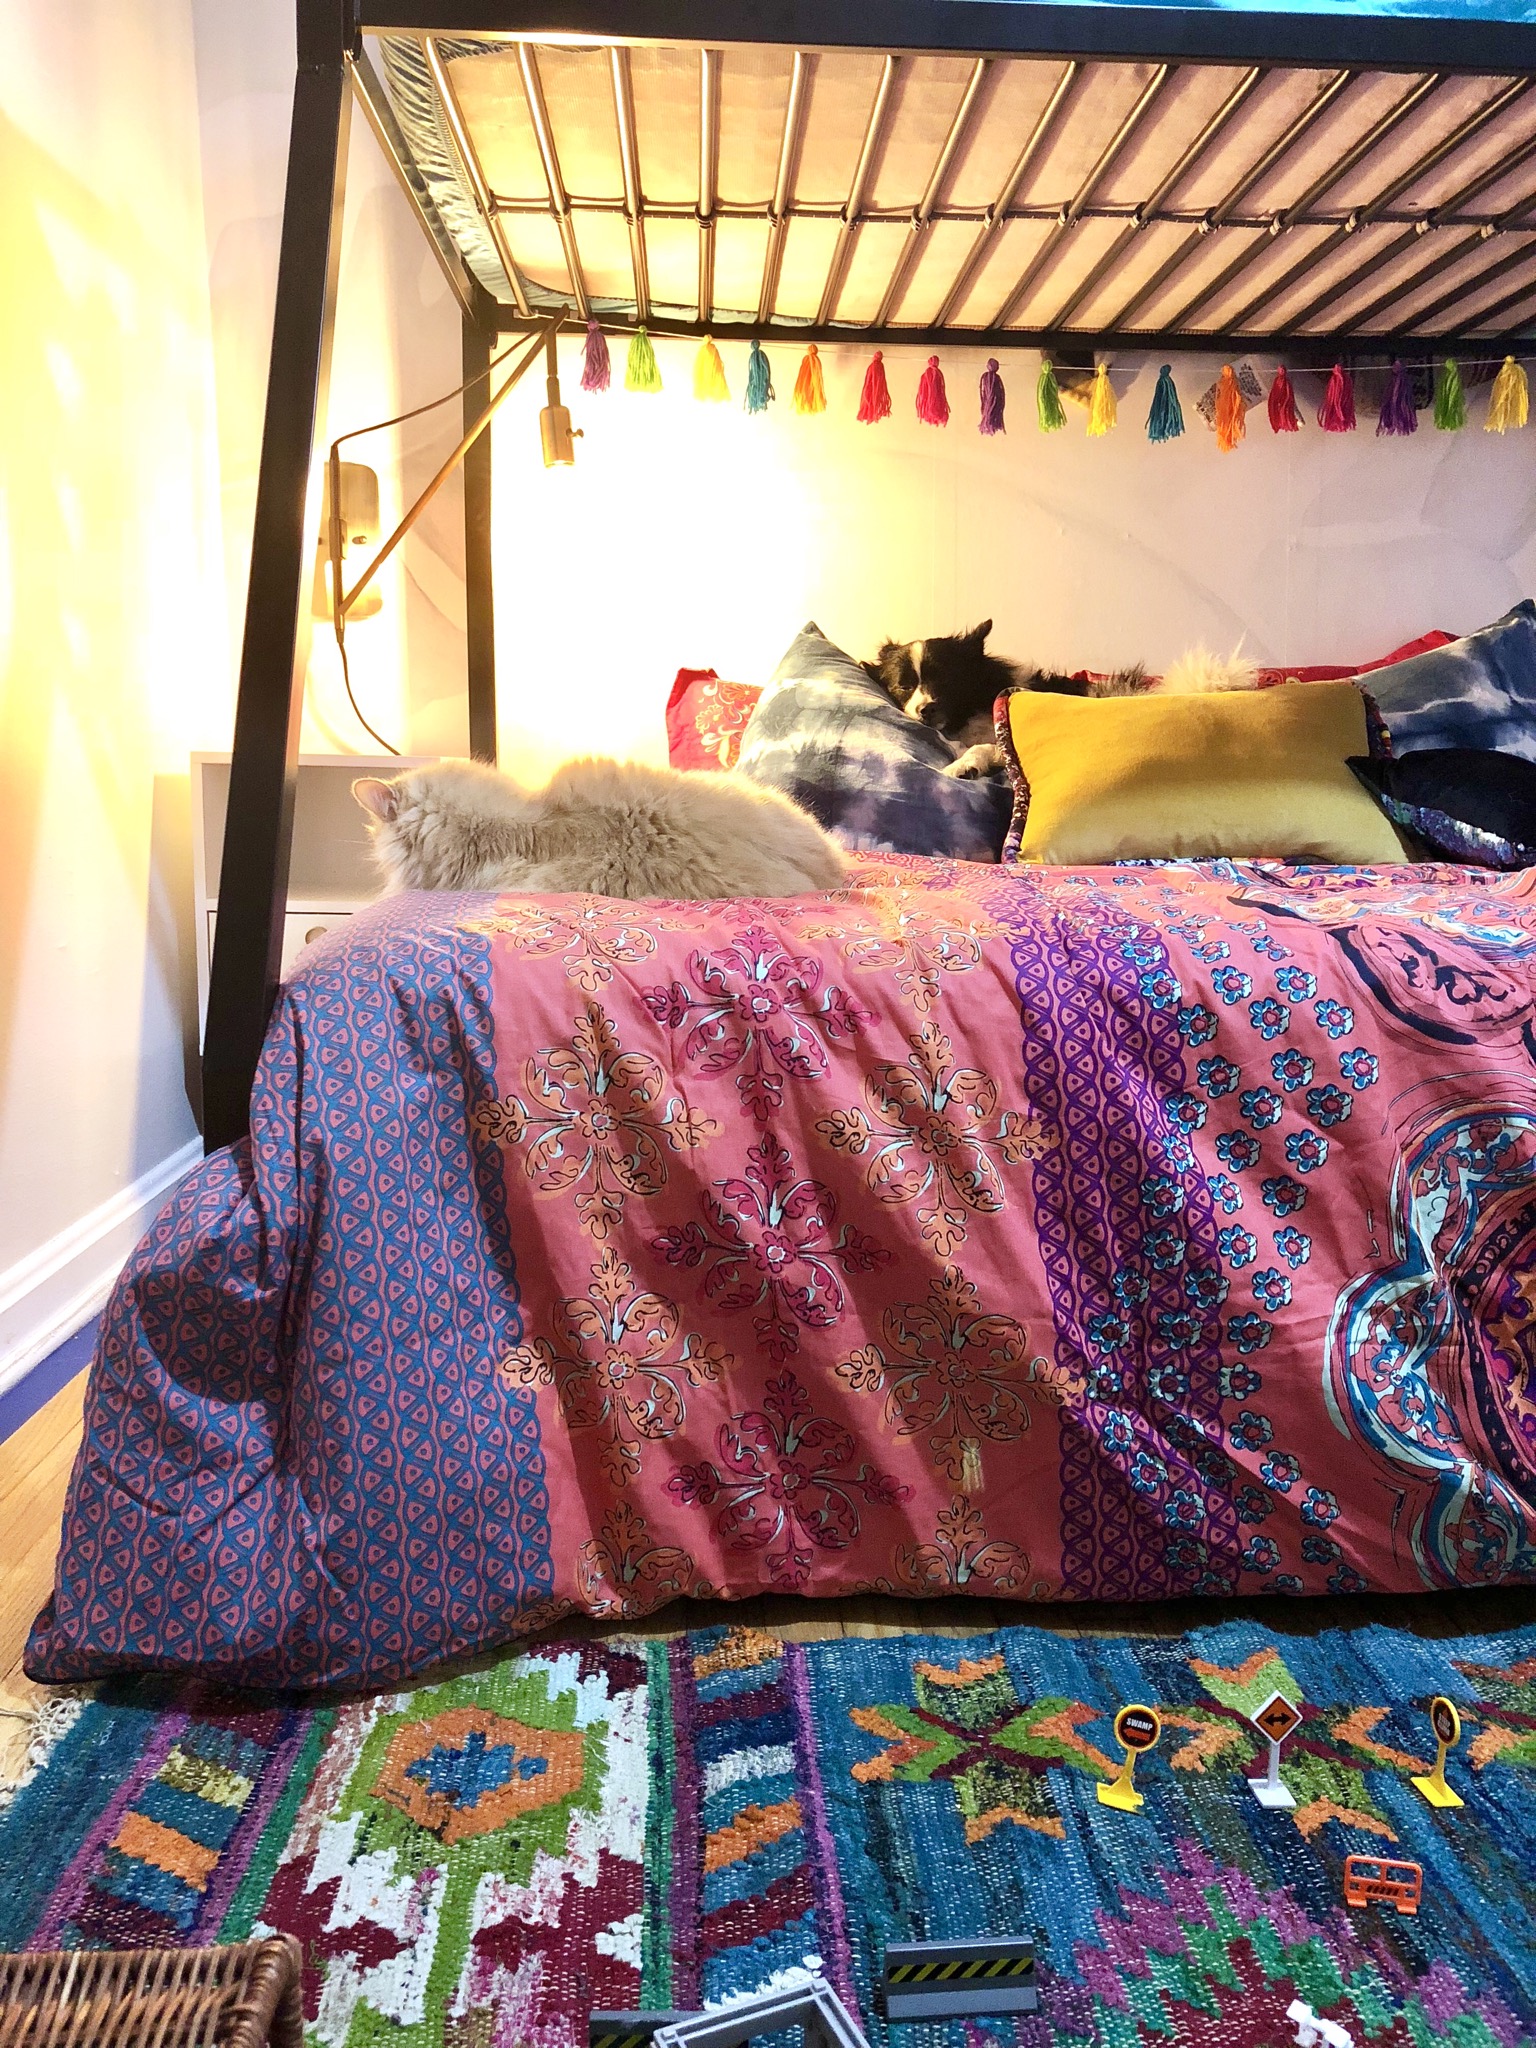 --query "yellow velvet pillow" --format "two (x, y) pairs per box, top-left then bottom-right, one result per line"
(1003, 681), (1406, 866)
